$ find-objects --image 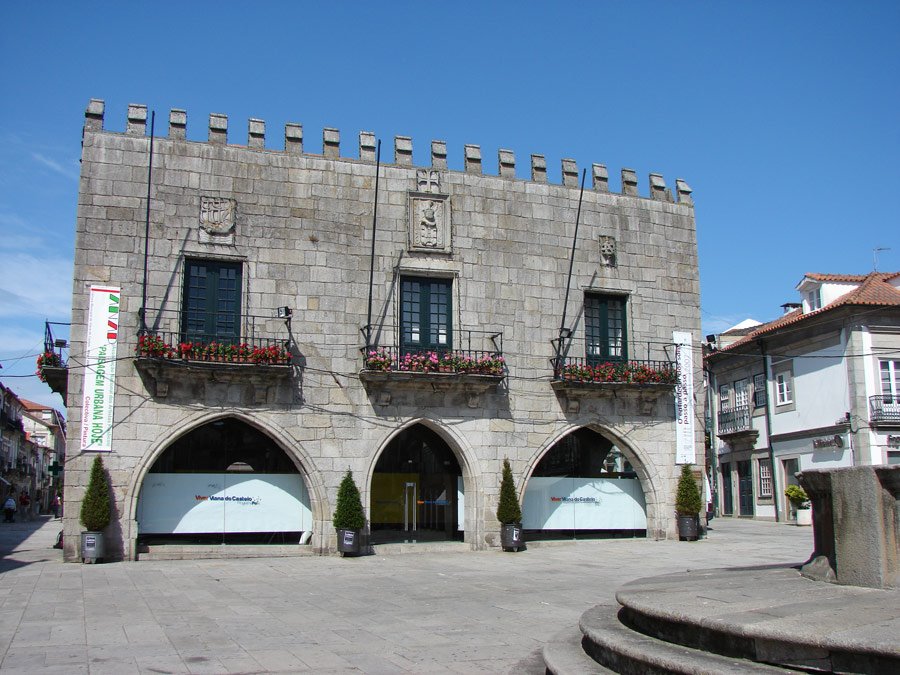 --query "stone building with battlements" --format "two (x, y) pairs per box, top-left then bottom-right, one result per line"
(60, 99), (702, 561)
